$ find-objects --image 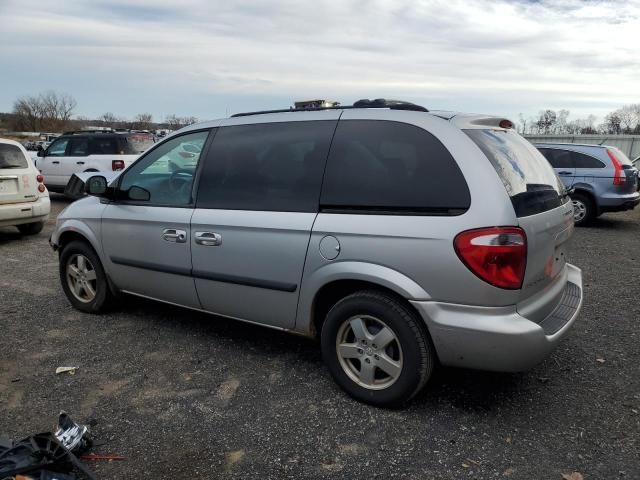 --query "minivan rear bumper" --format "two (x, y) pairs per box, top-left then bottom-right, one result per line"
(411, 263), (583, 372)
